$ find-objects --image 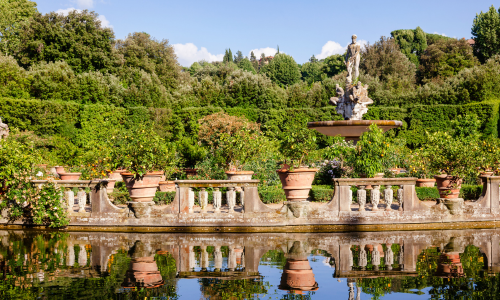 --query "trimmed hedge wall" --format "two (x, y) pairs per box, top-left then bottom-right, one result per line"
(416, 185), (483, 201)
